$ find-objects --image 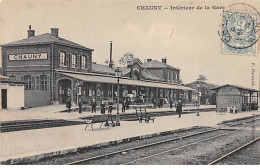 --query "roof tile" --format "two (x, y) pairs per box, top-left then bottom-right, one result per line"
(2, 33), (93, 51)
(143, 60), (179, 70)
